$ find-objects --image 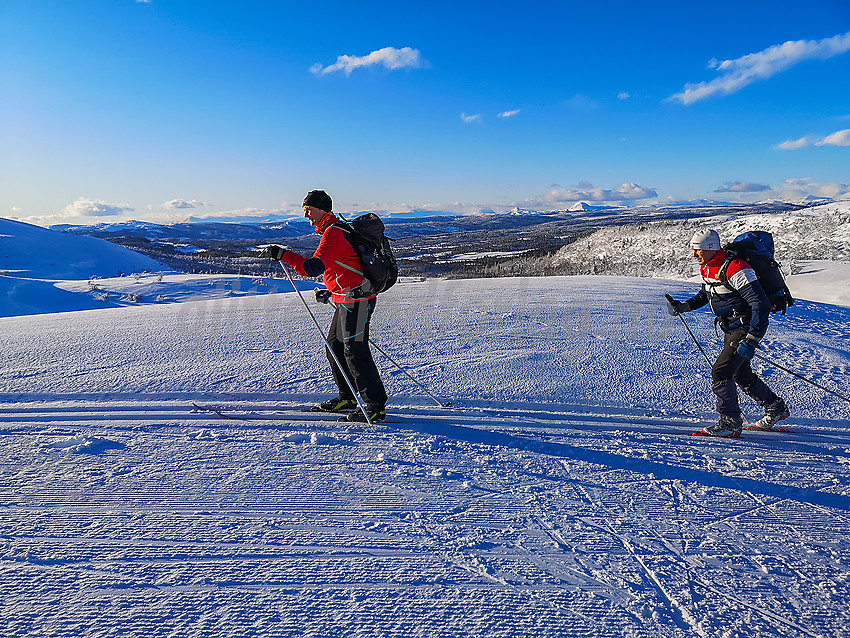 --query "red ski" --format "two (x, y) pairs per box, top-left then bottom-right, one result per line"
(690, 429), (742, 438)
(744, 424), (791, 433)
